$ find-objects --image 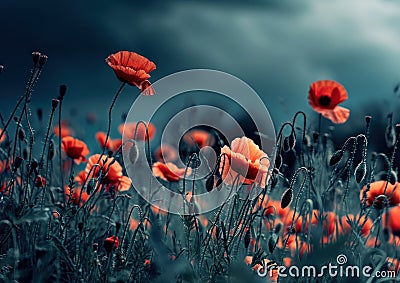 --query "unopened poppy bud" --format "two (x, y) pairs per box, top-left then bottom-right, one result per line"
(355, 161), (367, 183)
(385, 125), (396, 148)
(274, 222), (283, 234)
(115, 222), (121, 233)
(329, 149), (344, 166)
(52, 99), (59, 109)
(280, 188), (293, 209)
(0, 65), (4, 73)
(31, 160), (38, 171)
(34, 175), (46, 188)
(274, 153), (282, 169)
(128, 141), (139, 164)
(48, 139), (55, 160)
(205, 174), (215, 192)
(39, 54), (48, 67)
(396, 124), (400, 135)
(37, 108), (43, 121)
(59, 84), (67, 100)
(365, 116), (372, 124)
(92, 243), (98, 252)
(23, 148), (28, 160)
(104, 235), (119, 253)
(13, 156), (24, 170)
(244, 228), (251, 249)
(18, 128), (25, 141)
(32, 51), (41, 65)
